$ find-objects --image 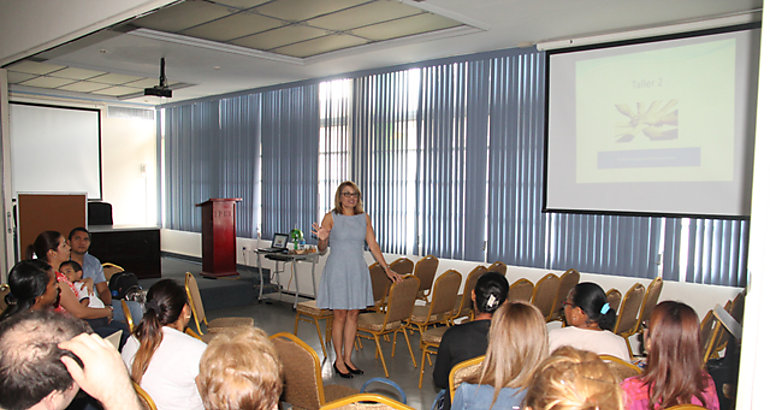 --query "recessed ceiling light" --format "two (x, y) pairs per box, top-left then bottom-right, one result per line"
(213, 65), (221, 70)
